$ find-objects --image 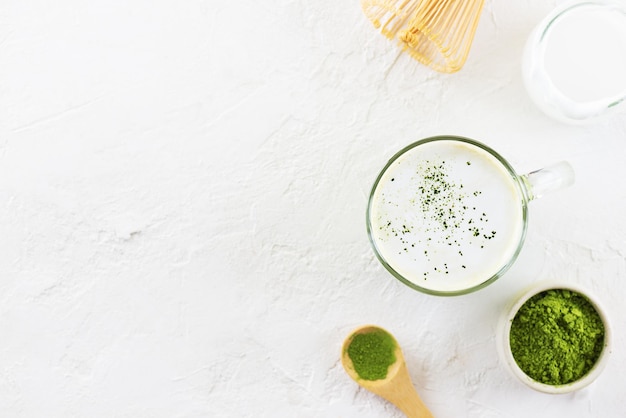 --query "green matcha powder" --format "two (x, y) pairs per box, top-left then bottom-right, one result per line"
(510, 289), (605, 385)
(347, 330), (397, 381)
